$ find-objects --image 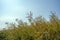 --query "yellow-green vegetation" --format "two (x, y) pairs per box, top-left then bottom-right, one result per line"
(0, 12), (60, 40)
